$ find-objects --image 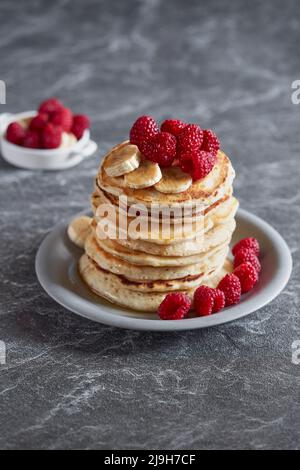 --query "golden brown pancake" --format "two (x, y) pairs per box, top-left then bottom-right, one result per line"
(79, 254), (233, 312)
(97, 147), (235, 209)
